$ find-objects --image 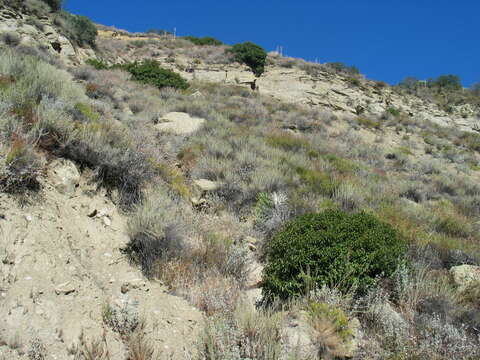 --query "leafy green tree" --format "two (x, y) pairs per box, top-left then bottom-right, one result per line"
(229, 42), (267, 77)
(436, 74), (462, 90)
(429, 74), (462, 90)
(262, 209), (406, 303)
